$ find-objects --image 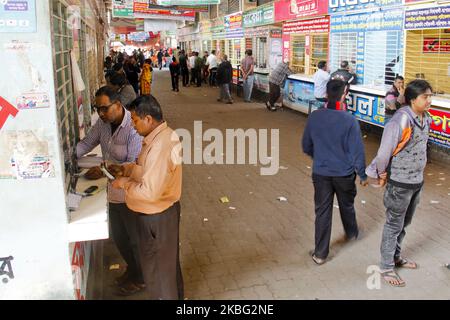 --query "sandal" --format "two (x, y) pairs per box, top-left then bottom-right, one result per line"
(381, 270), (406, 287)
(309, 250), (326, 265)
(395, 258), (418, 269)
